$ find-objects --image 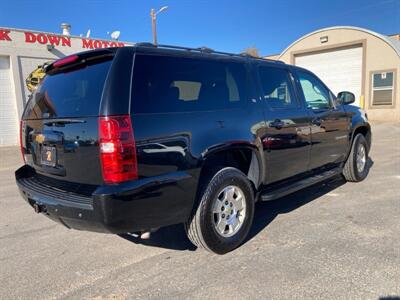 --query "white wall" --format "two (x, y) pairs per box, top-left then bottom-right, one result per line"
(0, 56), (19, 145)
(0, 28), (133, 146)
